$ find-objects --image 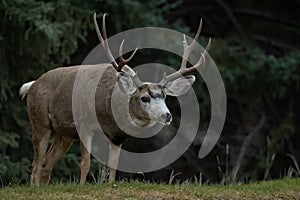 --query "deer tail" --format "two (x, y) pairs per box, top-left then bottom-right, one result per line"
(19, 81), (35, 100)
